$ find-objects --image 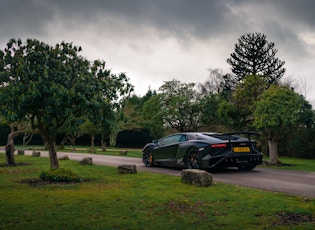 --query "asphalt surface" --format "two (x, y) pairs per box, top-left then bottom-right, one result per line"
(16, 150), (315, 198)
